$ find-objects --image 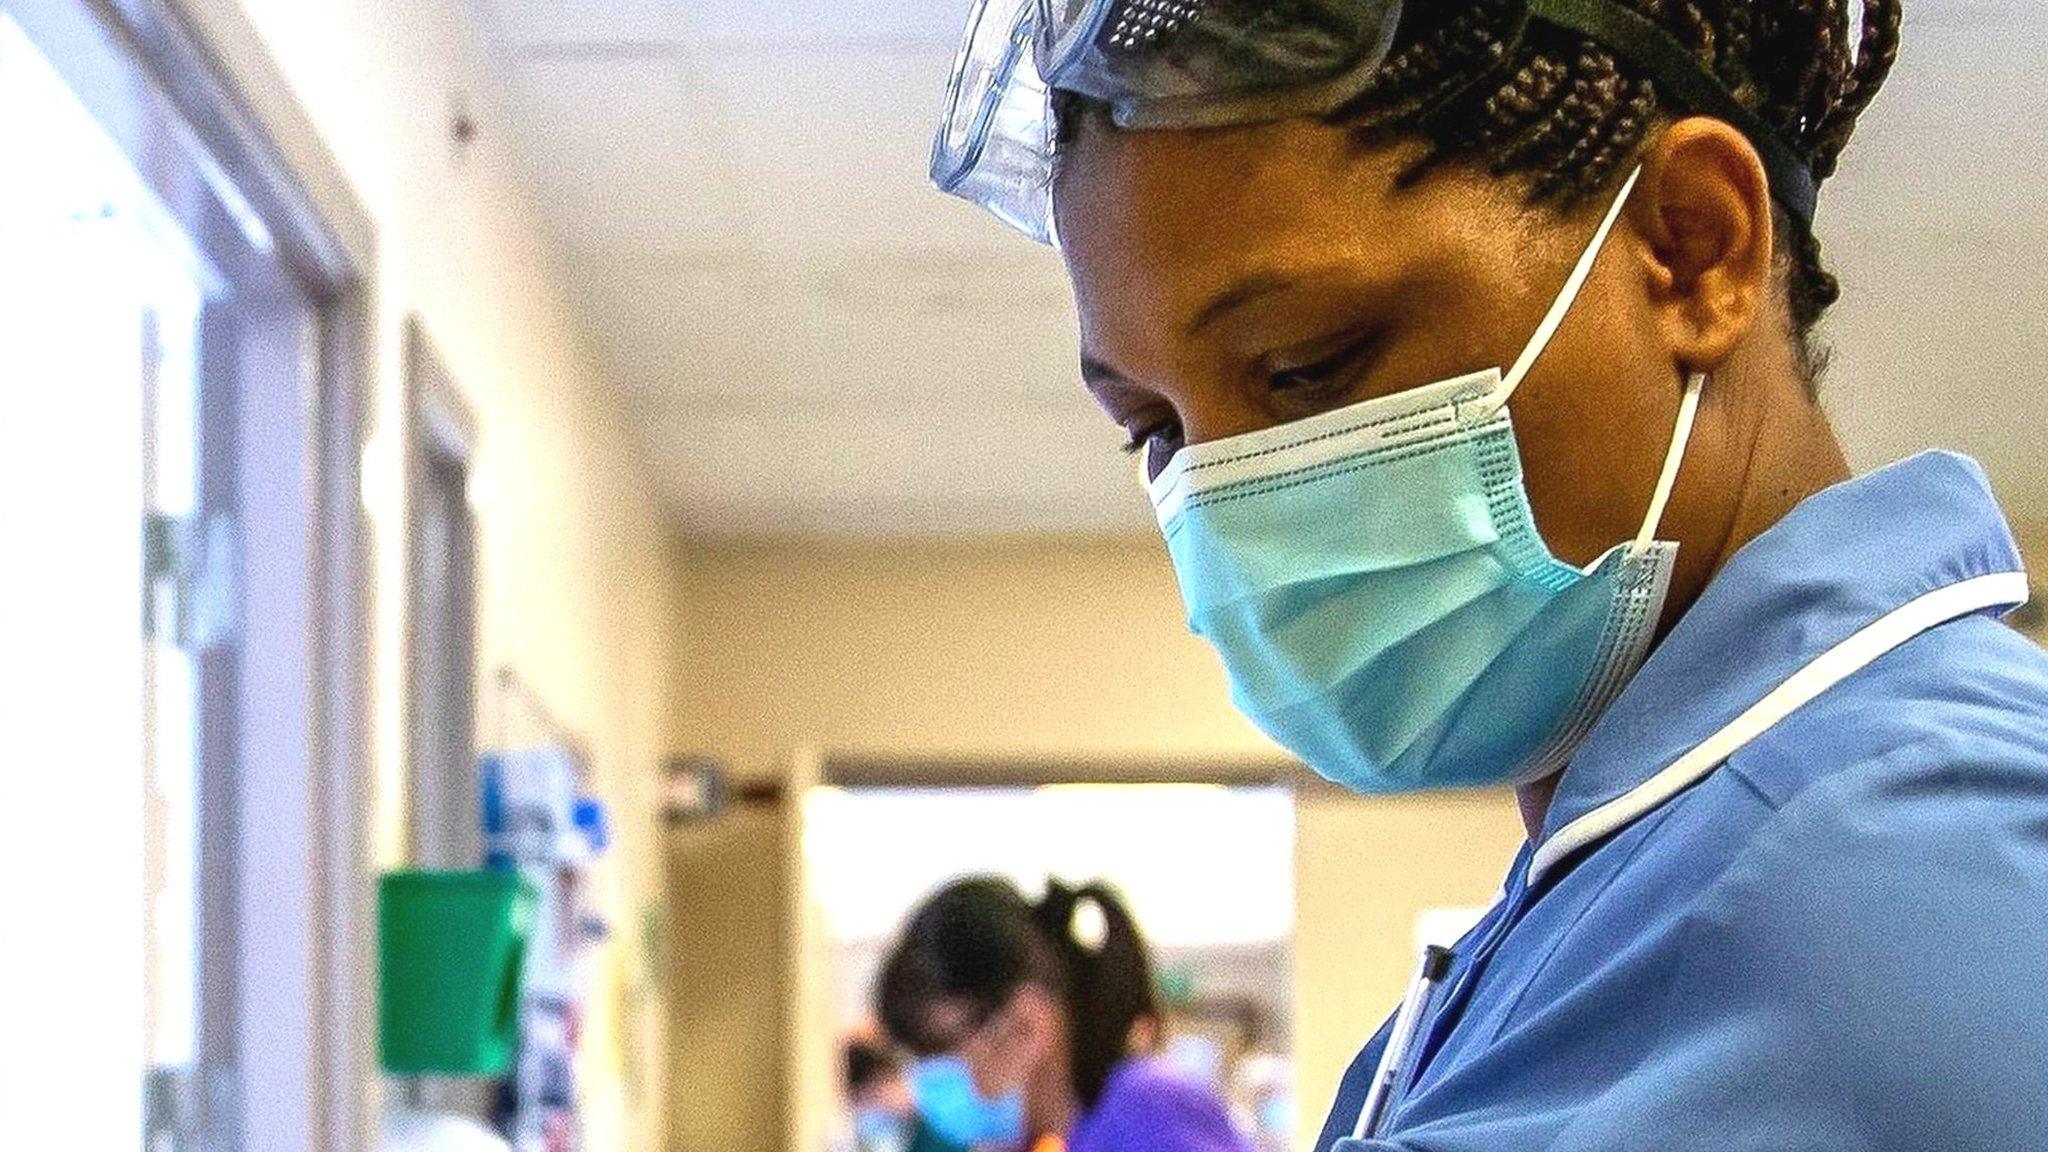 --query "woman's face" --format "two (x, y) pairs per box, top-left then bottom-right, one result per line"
(1054, 113), (1748, 594)
(925, 985), (1063, 1128)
